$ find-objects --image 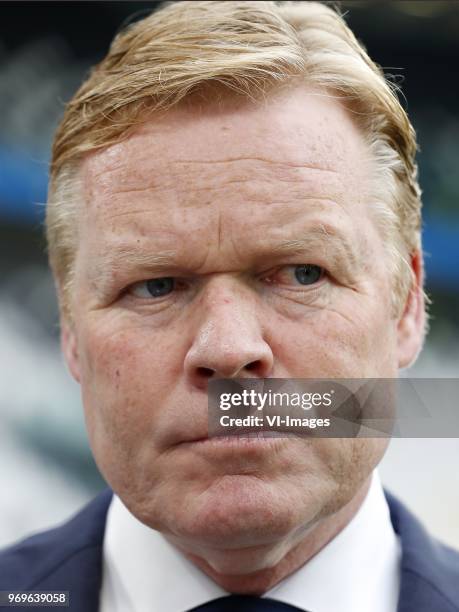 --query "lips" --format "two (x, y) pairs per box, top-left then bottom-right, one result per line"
(171, 421), (302, 449)
(179, 430), (299, 451)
